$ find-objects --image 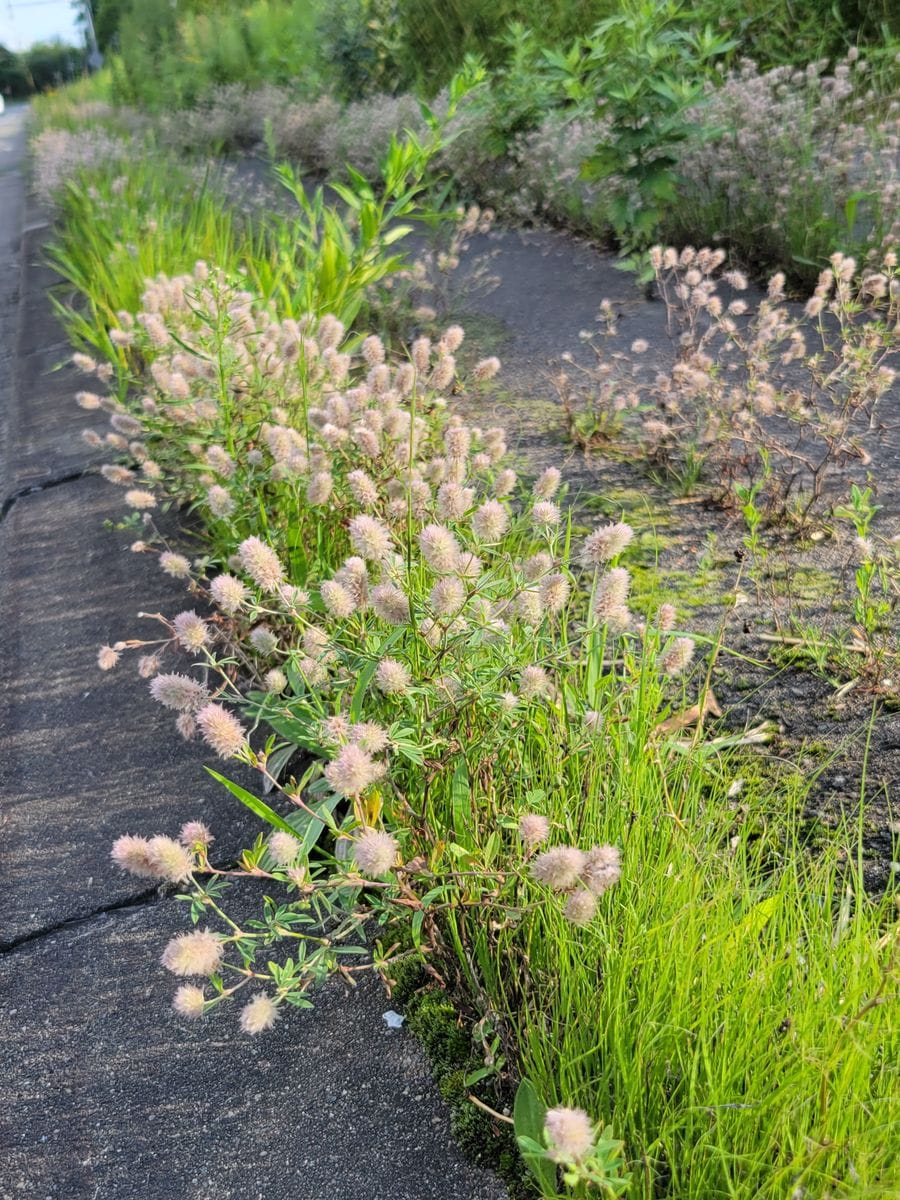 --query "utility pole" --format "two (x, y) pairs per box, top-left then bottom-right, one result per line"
(79, 0), (104, 69)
